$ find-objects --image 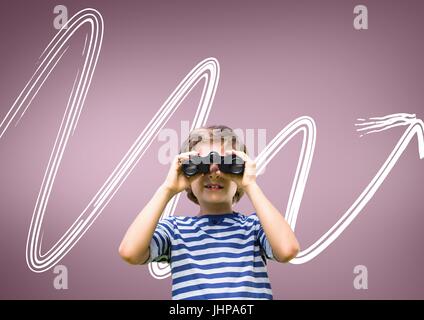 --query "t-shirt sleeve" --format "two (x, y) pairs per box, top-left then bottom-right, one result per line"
(253, 213), (276, 261)
(143, 216), (174, 264)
